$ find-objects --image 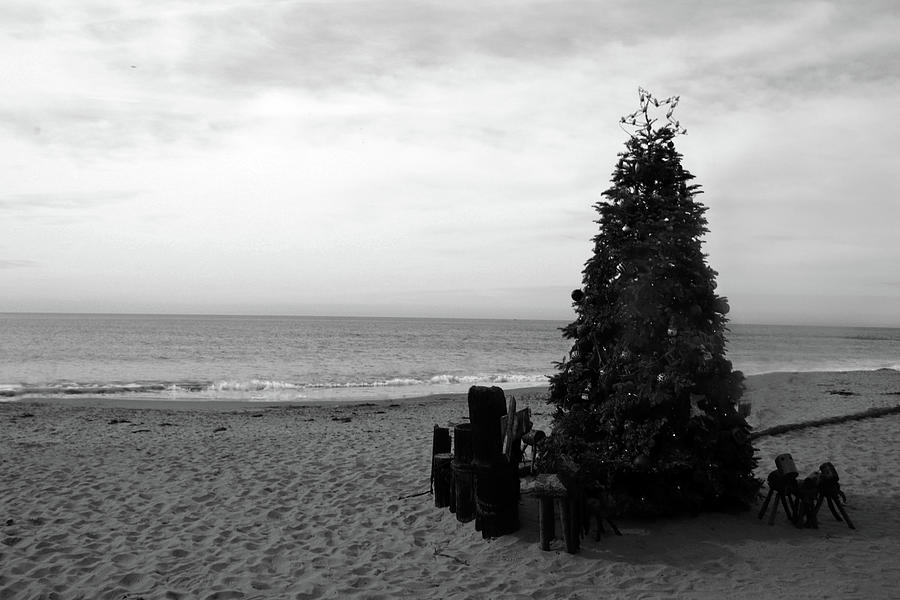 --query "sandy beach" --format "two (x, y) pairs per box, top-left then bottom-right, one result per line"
(3, 370), (900, 599)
